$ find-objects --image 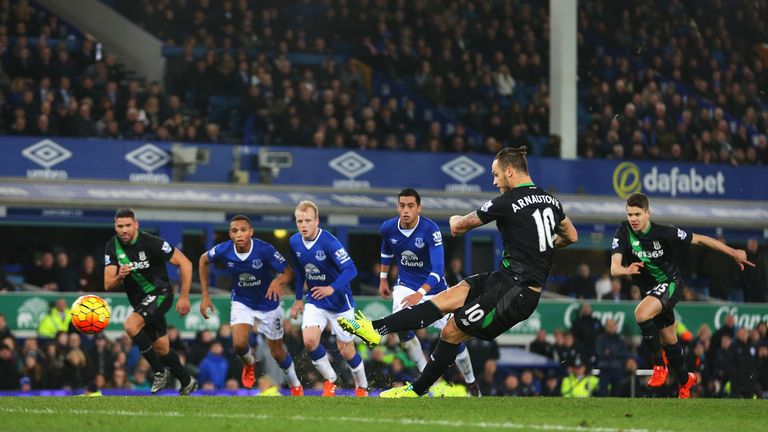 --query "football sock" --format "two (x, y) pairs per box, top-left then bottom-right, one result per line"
(638, 320), (664, 366)
(309, 345), (337, 382)
(160, 351), (191, 387)
(401, 335), (427, 372)
(278, 352), (301, 387)
(236, 346), (255, 365)
(131, 330), (165, 373)
(455, 343), (476, 384)
(663, 342), (689, 385)
(372, 301), (444, 335)
(347, 353), (368, 389)
(412, 339), (460, 395)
